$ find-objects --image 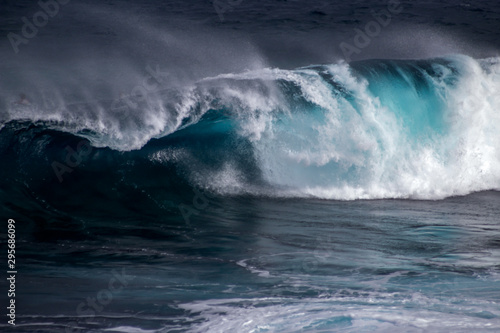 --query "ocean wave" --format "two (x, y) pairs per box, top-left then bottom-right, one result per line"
(1, 55), (500, 200)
